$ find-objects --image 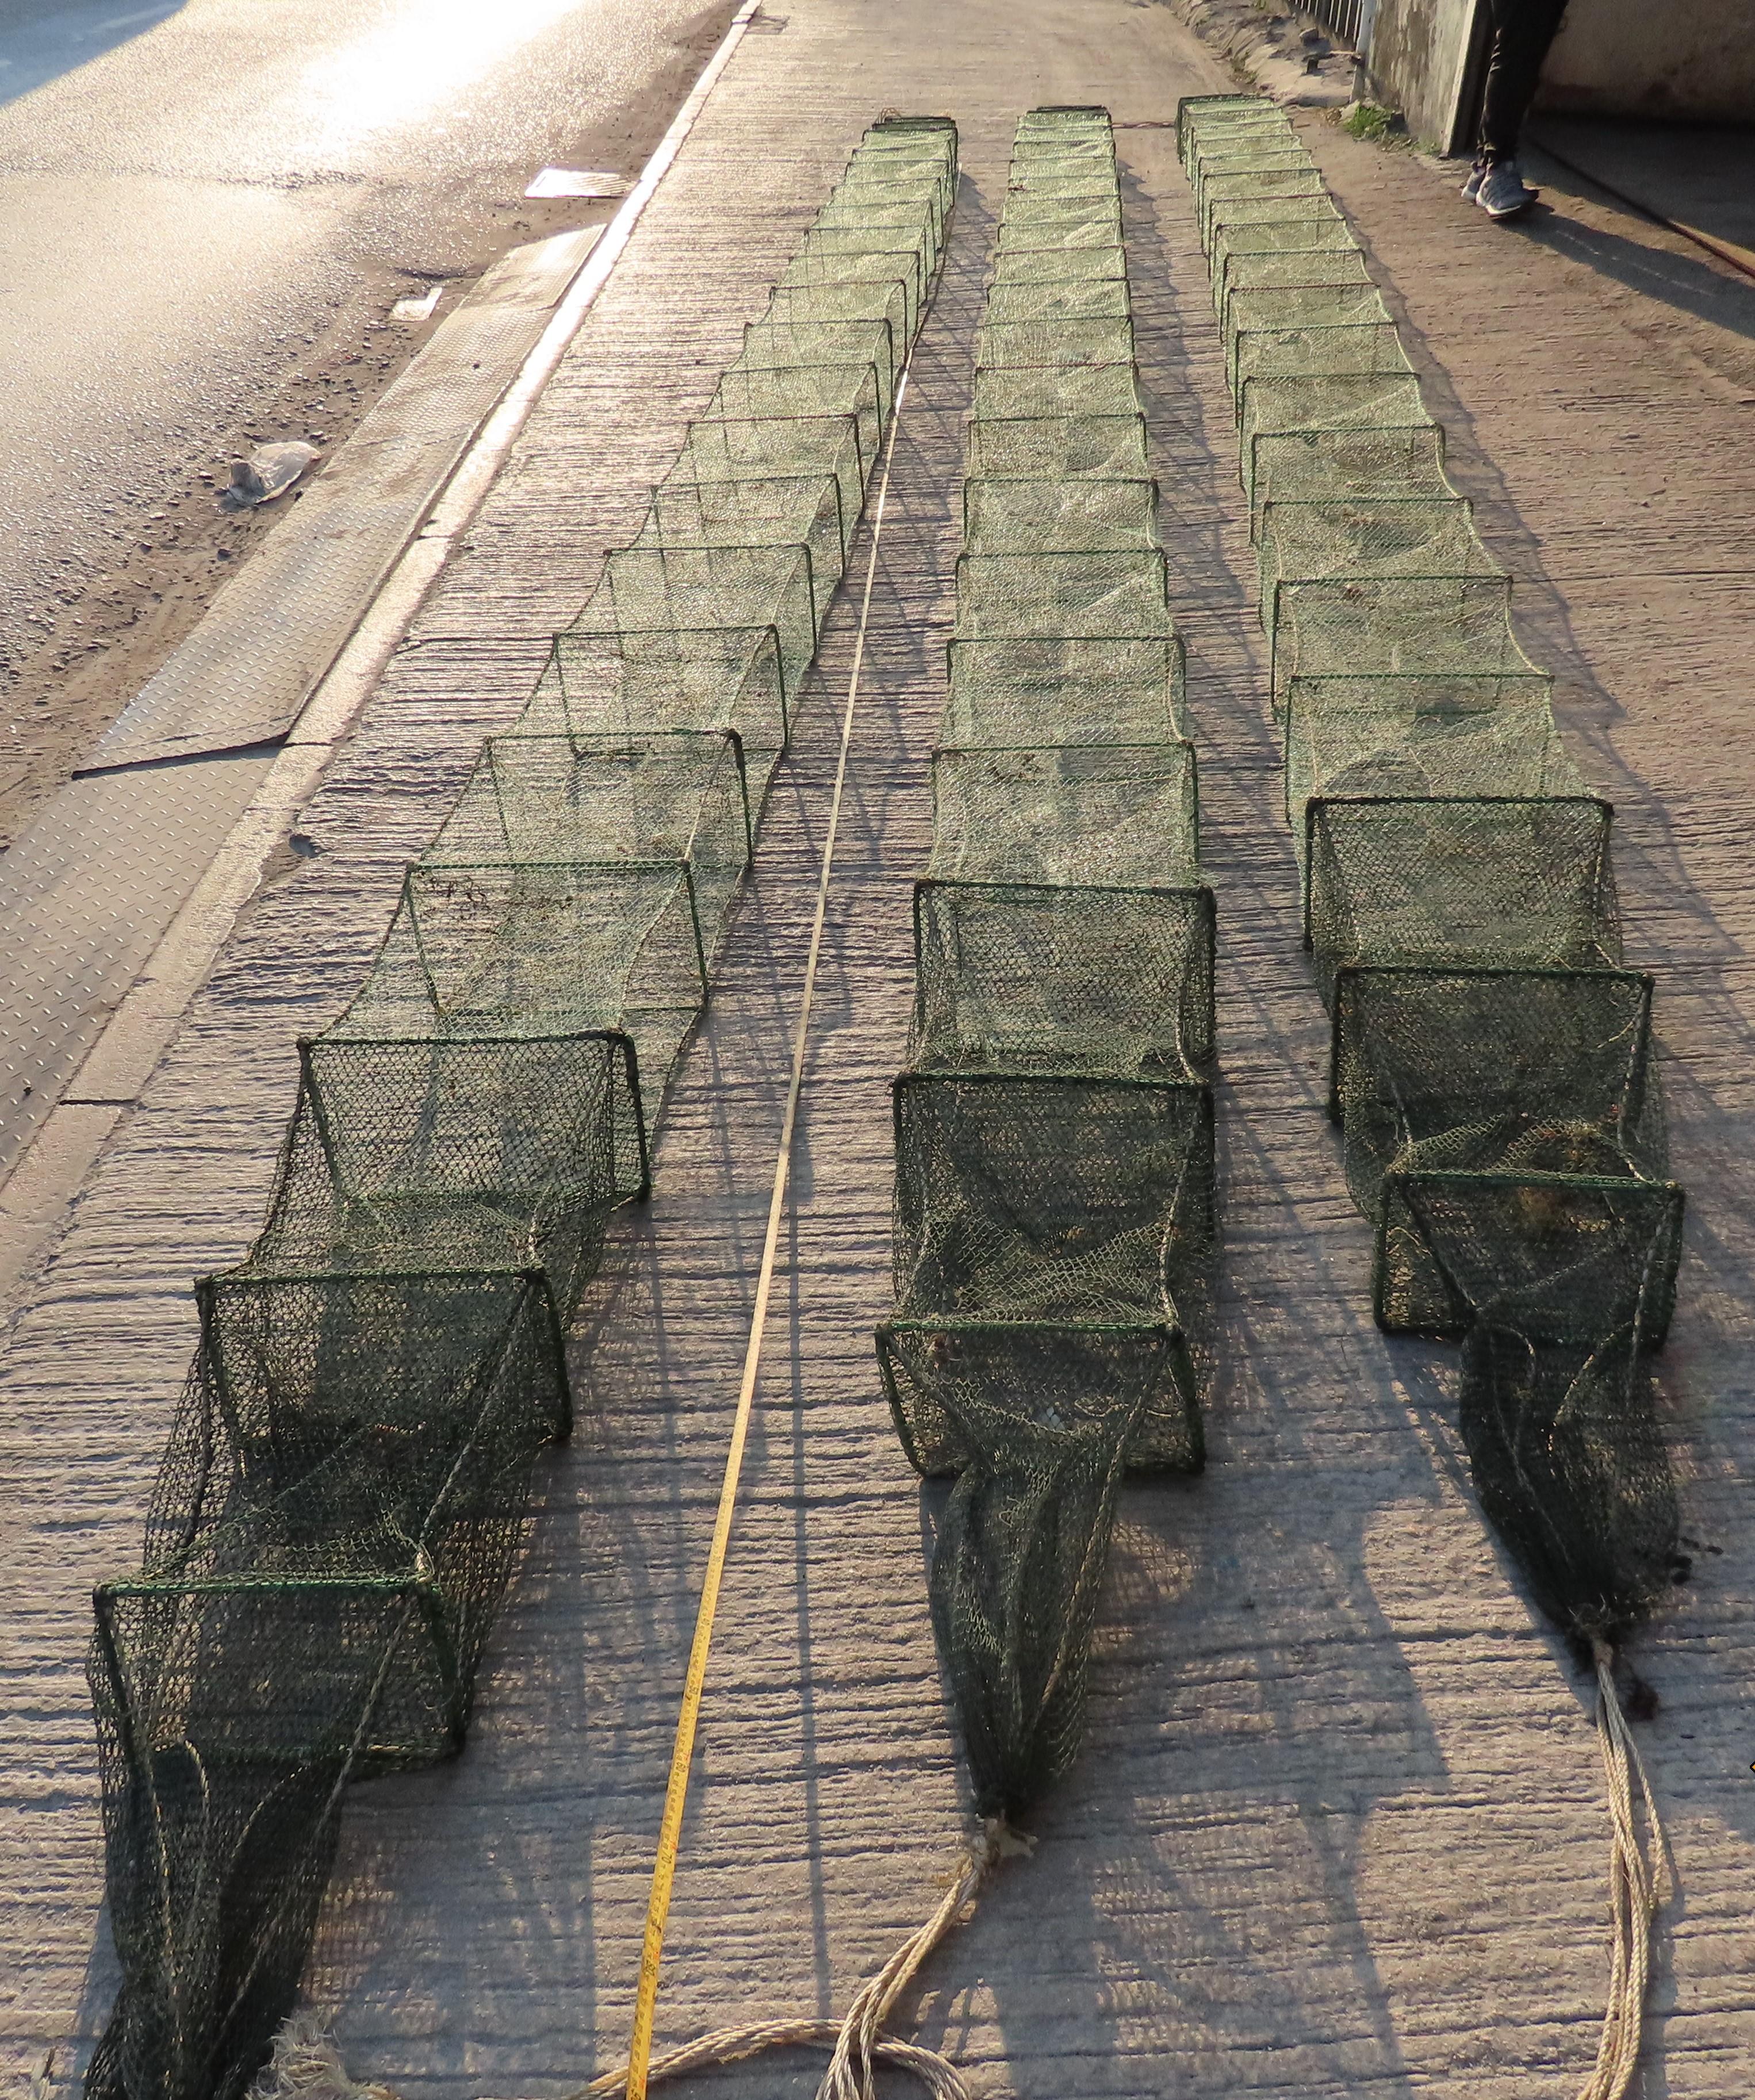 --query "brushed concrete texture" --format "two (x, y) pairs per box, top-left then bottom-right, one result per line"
(3, 9), (1753, 2100)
